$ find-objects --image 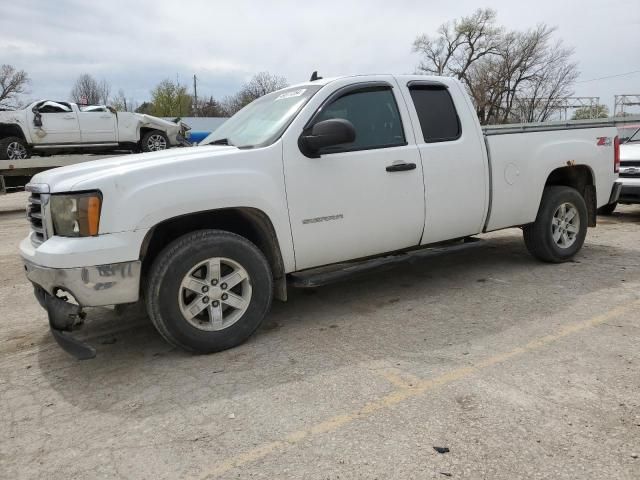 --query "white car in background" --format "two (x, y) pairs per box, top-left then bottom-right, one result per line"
(0, 100), (190, 160)
(598, 124), (640, 214)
